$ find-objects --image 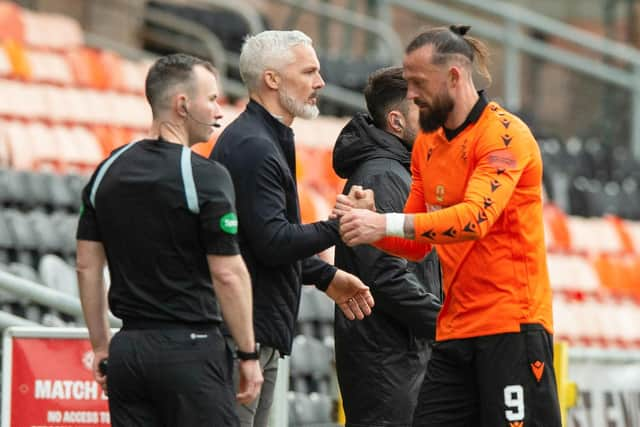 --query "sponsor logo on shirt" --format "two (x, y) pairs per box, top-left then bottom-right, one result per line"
(220, 212), (238, 234)
(487, 149), (517, 169)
